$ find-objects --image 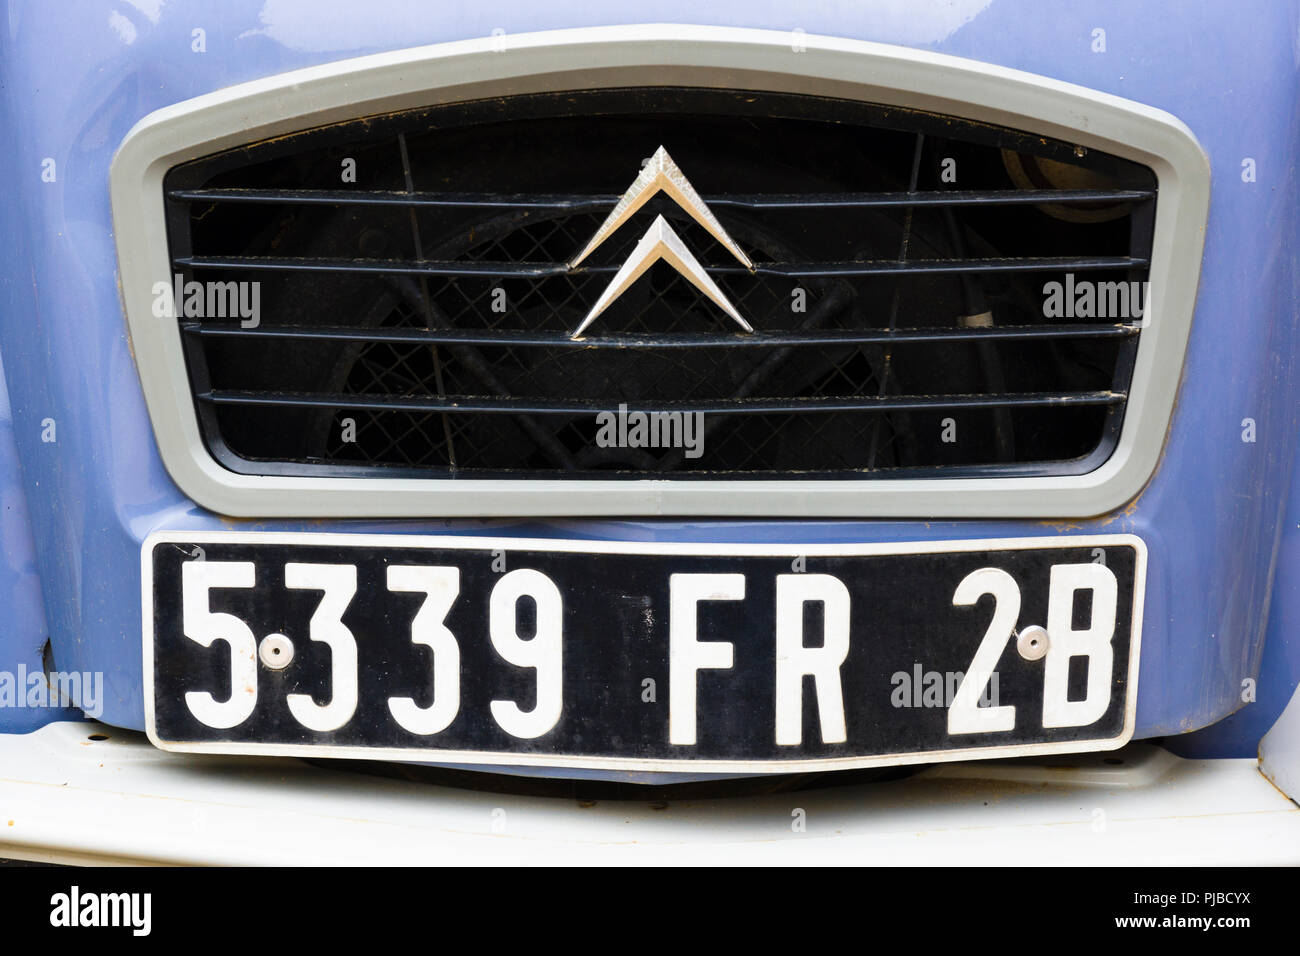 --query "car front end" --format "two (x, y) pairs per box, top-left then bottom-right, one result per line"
(0, 1), (1297, 866)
